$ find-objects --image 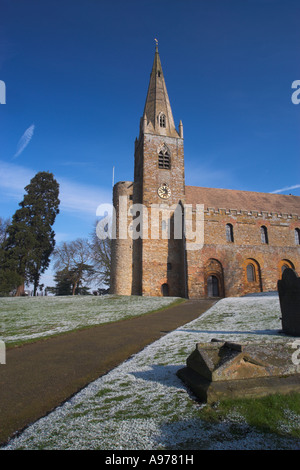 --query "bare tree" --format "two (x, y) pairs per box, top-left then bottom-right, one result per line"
(90, 220), (111, 287)
(52, 238), (95, 295)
